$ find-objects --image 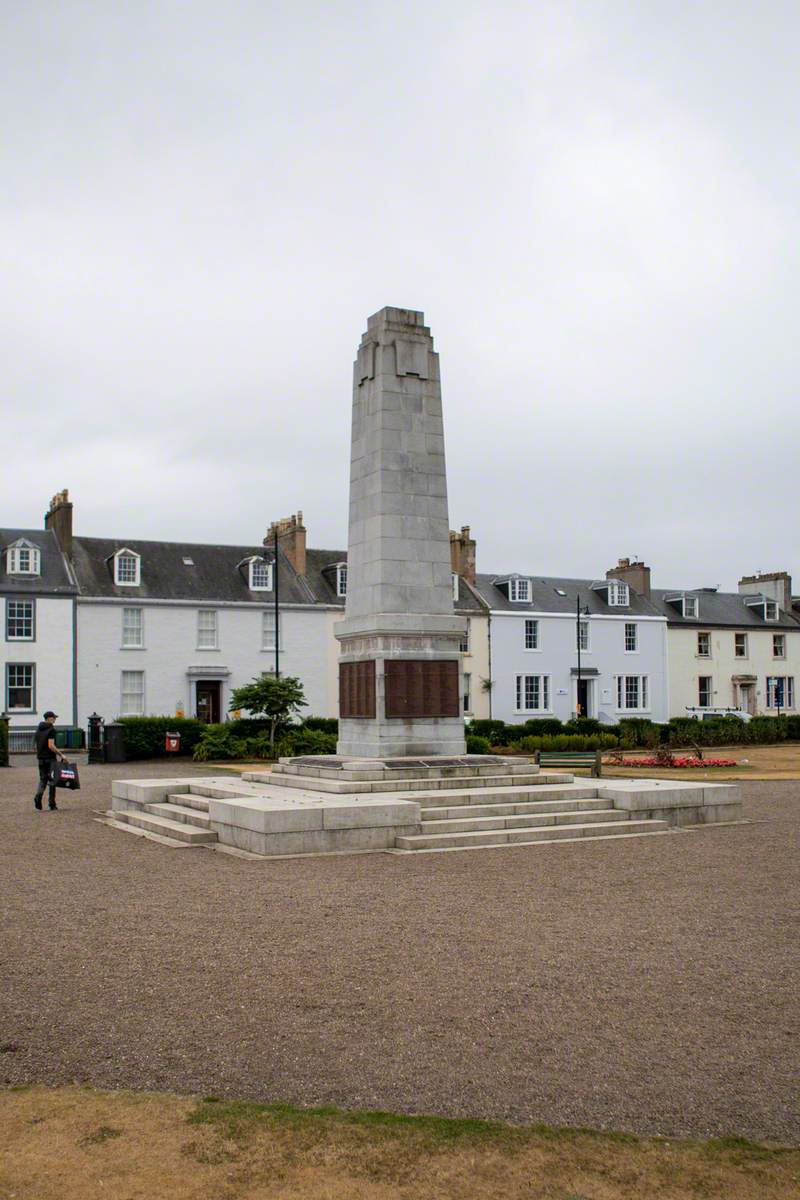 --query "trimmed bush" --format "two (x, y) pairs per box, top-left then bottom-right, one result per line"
(563, 717), (602, 736)
(617, 718), (659, 747)
(303, 716), (339, 735)
(0, 717), (8, 767)
(466, 719), (511, 745)
(275, 727), (337, 757)
(786, 715), (800, 740)
(117, 717), (205, 759)
(466, 734), (491, 755)
(516, 733), (621, 753)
